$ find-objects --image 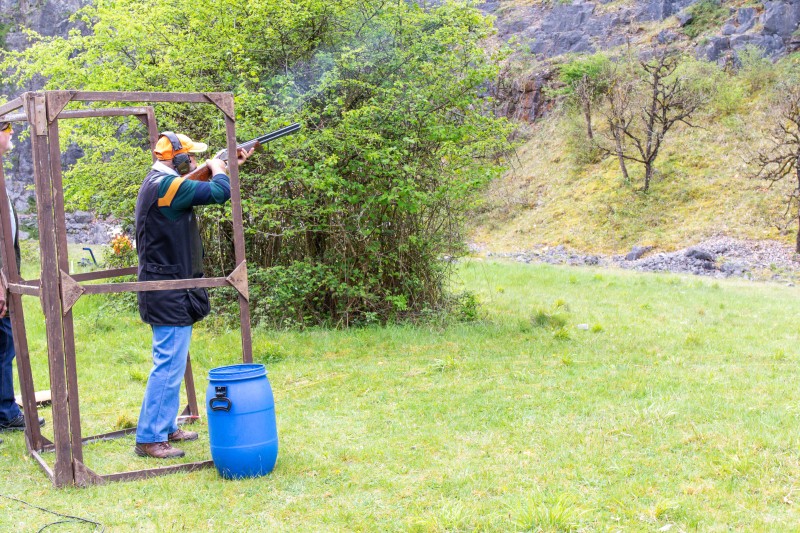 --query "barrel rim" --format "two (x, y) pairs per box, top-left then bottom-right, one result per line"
(208, 363), (267, 381)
